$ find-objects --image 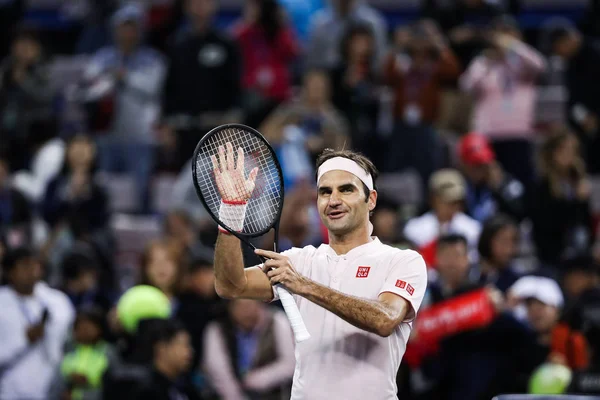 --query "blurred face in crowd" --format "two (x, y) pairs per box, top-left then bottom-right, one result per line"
(165, 211), (195, 245)
(432, 197), (462, 223)
(552, 135), (578, 172)
(145, 245), (179, 294)
(115, 21), (140, 53)
(156, 330), (193, 374)
(408, 41), (432, 69)
(436, 242), (470, 287)
(67, 136), (96, 172)
(563, 270), (598, 300)
(526, 299), (560, 333)
(188, 265), (215, 298)
(229, 299), (262, 332)
(12, 36), (41, 66)
(462, 163), (488, 184)
(186, 0), (215, 26)
(317, 171), (375, 237)
(304, 70), (330, 106)
(348, 32), (373, 63)
(74, 317), (102, 345)
(8, 256), (42, 295)
(490, 225), (518, 267)
(553, 32), (580, 59)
